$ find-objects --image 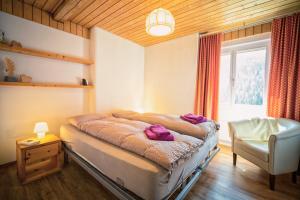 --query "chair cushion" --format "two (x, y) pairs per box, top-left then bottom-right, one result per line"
(235, 139), (269, 162)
